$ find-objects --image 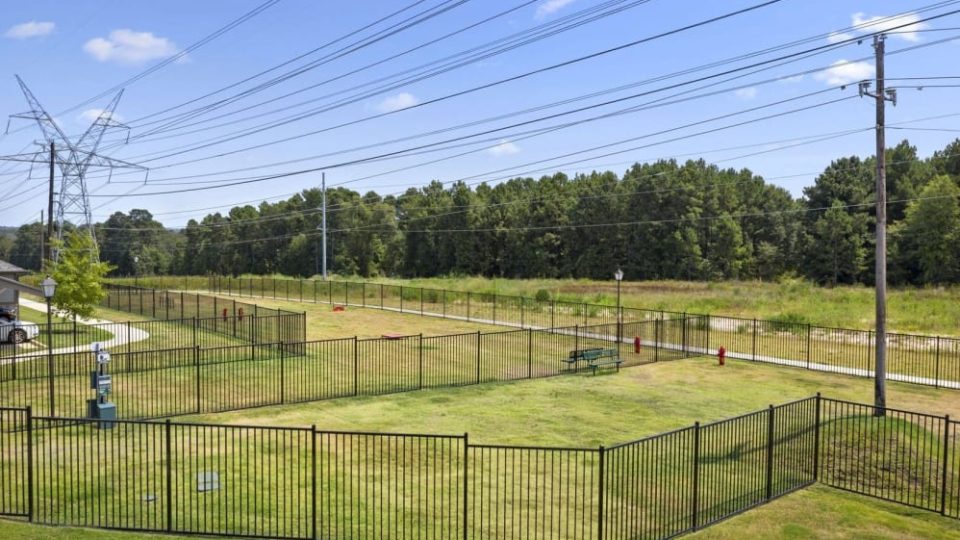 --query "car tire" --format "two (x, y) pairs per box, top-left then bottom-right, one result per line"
(9, 329), (27, 344)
